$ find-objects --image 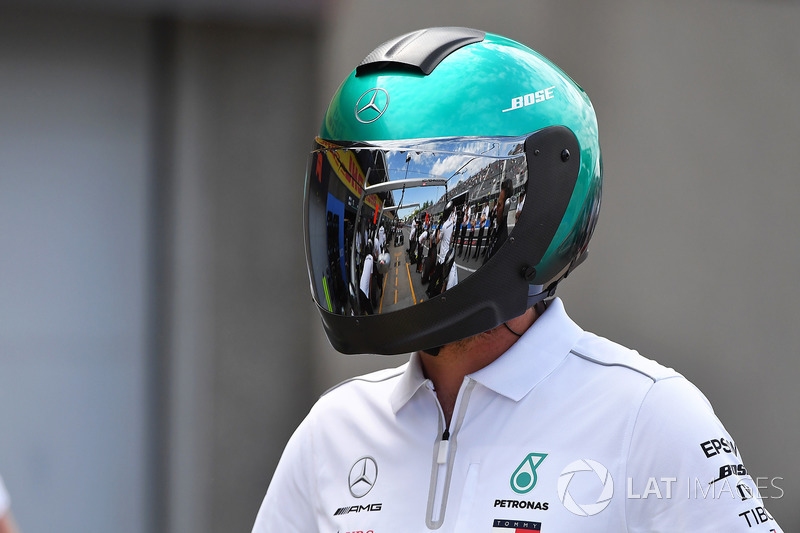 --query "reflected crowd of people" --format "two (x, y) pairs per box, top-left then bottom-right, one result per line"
(407, 177), (520, 302)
